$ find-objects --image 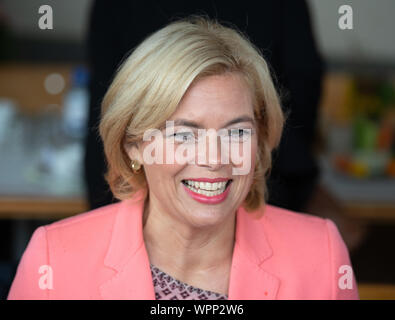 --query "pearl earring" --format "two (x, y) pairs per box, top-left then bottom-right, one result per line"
(131, 160), (142, 173)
